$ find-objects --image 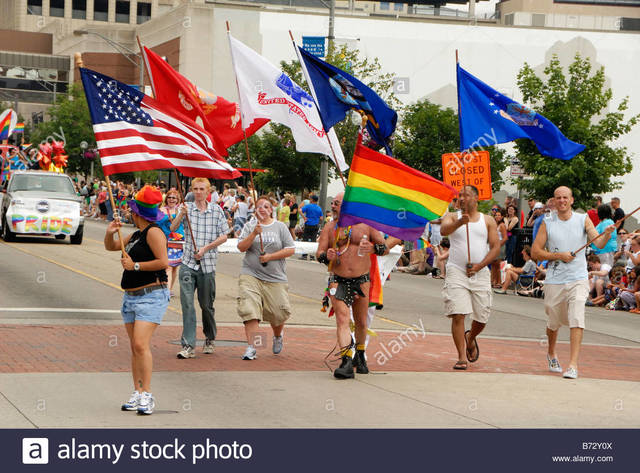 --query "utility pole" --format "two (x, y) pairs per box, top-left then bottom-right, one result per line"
(318, 0), (336, 220)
